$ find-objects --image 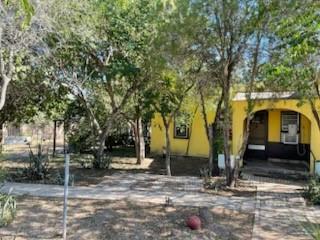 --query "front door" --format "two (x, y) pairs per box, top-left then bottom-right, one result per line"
(245, 110), (268, 160)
